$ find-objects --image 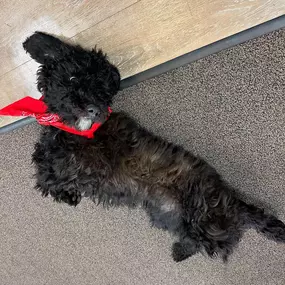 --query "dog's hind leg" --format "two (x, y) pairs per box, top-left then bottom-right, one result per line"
(144, 200), (183, 232)
(144, 200), (200, 261)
